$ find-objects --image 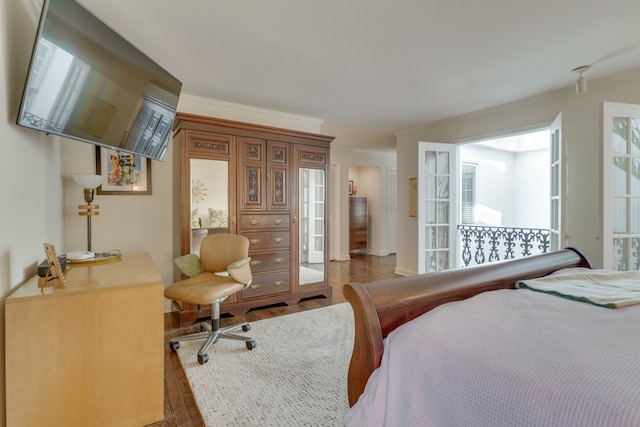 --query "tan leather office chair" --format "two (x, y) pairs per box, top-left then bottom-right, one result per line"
(165, 234), (256, 364)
